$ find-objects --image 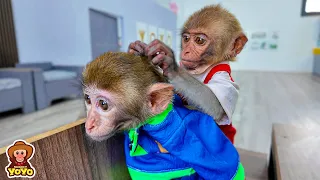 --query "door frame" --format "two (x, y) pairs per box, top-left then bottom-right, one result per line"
(88, 8), (124, 59)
